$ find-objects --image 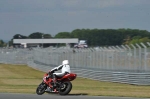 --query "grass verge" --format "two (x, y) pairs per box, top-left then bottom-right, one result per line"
(0, 64), (150, 98)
